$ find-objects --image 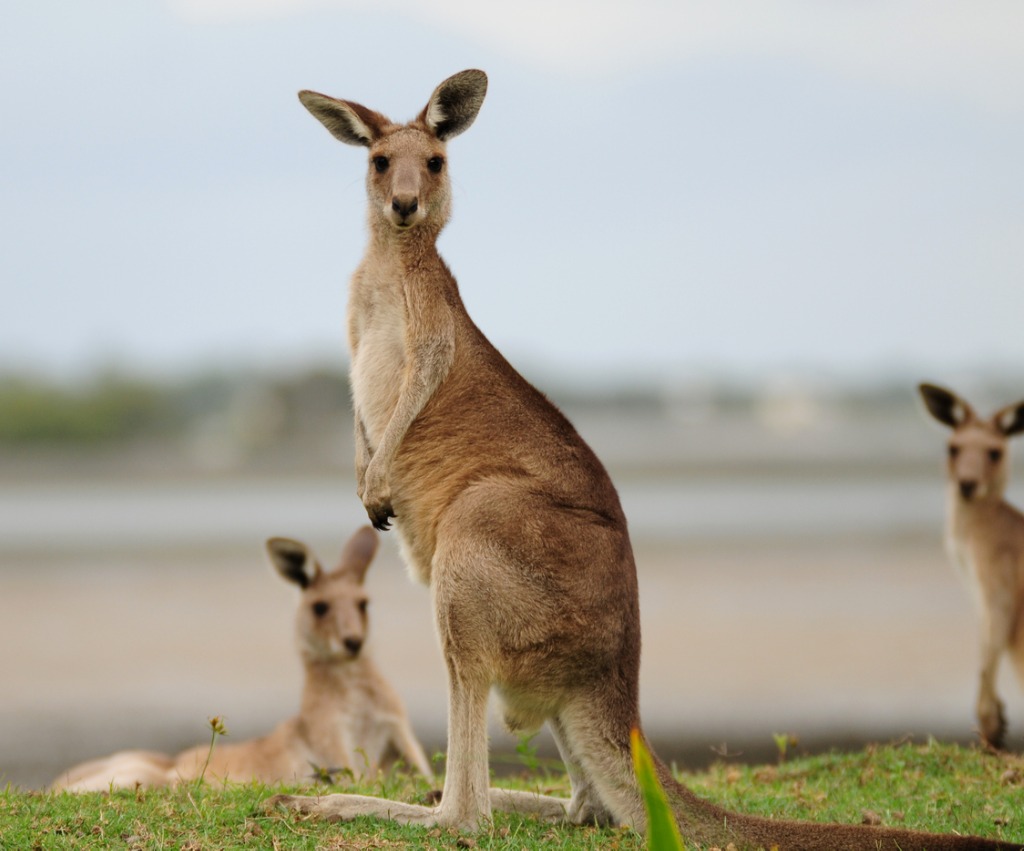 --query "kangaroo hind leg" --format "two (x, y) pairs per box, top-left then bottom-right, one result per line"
(485, 711), (569, 823)
(551, 698), (647, 831)
(977, 585), (1015, 749)
(267, 657), (491, 828)
(546, 716), (619, 826)
(485, 712), (617, 825)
